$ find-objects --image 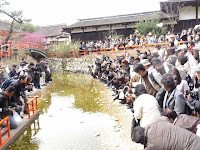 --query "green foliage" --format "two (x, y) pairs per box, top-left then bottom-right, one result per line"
(135, 18), (167, 37)
(112, 32), (120, 40)
(48, 41), (80, 58)
(14, 22), (37, 32)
